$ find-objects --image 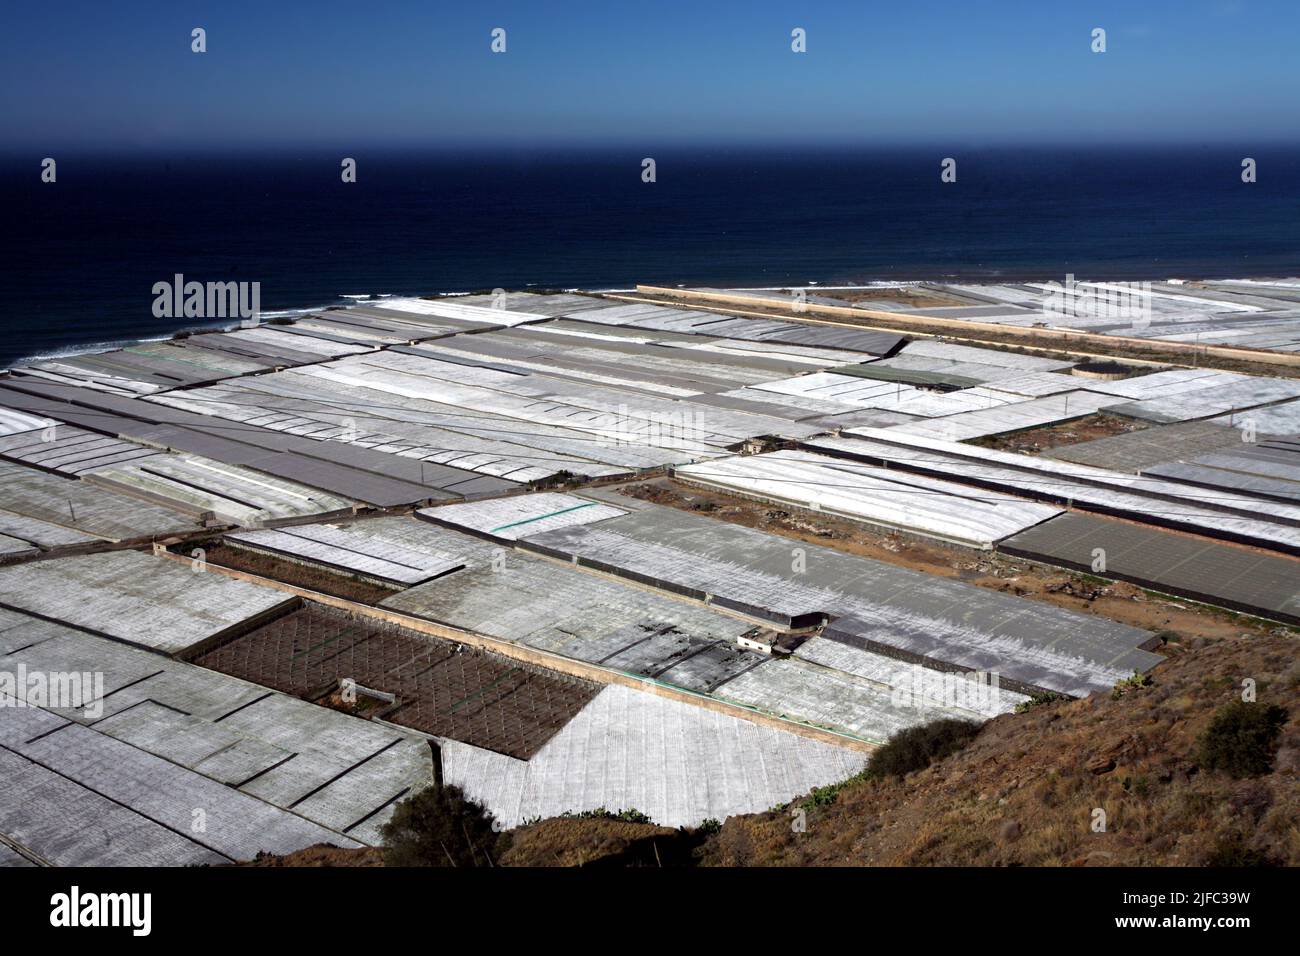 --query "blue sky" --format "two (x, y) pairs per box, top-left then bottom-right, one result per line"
(2, 0), (1295, 149)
